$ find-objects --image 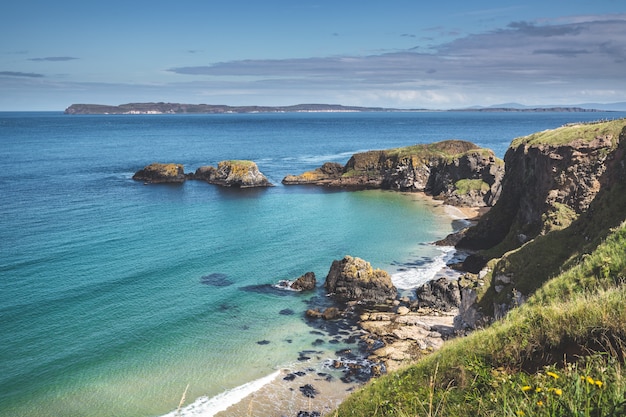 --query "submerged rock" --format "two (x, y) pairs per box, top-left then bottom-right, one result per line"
(132, 163), (186, 183)
(290, 272), (317, 291)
